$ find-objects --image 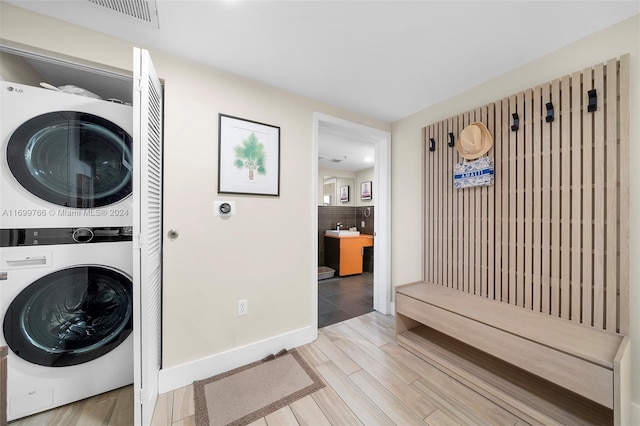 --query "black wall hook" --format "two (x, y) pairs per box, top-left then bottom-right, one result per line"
(429, 138), (436, 152)
(546, 102), (555, 122)
(588, 89), (597, 112)
(511, 113), (519, 131)
(448, 132), (455, 147)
